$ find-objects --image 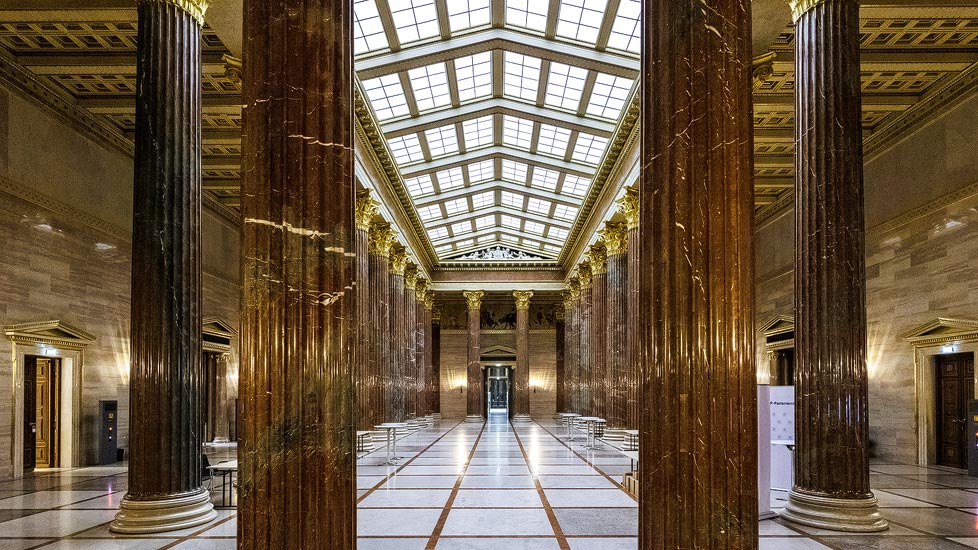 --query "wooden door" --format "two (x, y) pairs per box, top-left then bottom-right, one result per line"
(937, 353), (975, 468)
(23, 356), (37, 472)
(34, 359), (59, 468)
